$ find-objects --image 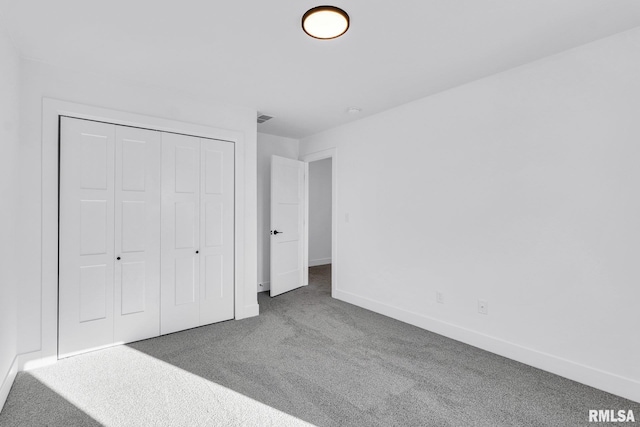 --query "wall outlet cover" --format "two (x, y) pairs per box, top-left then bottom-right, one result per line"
(478, 299), (488, 315)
